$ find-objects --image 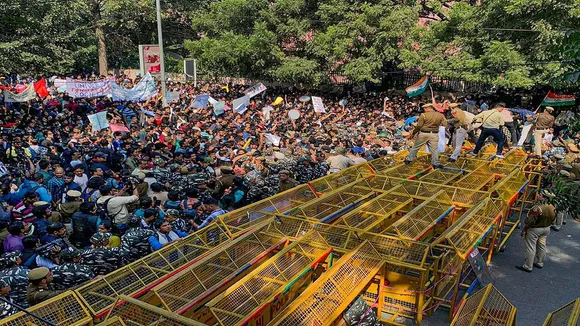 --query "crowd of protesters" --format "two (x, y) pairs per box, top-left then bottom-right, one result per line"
(0, 72), (578, 316)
